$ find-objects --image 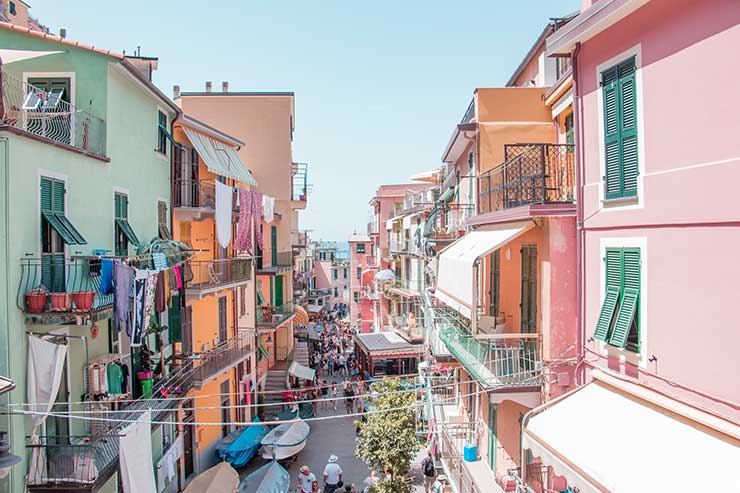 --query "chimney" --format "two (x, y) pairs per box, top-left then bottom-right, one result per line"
(222, 81), (229, 93)
(205, 81), (212, 93)
(173, 85), (181, 99)
(59, 28), (66, 39)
